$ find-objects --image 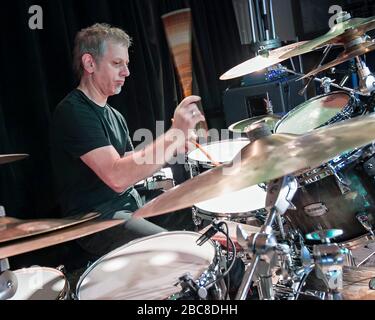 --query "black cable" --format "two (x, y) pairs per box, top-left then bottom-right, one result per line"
(204, 223), (237, 292)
